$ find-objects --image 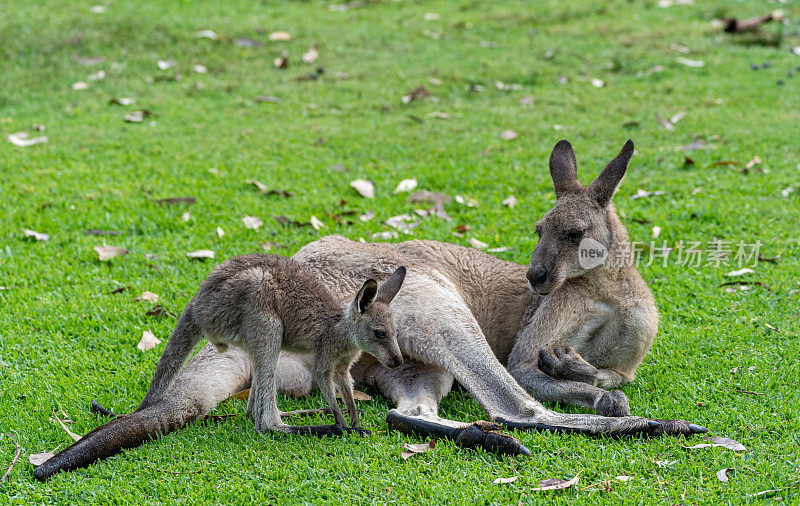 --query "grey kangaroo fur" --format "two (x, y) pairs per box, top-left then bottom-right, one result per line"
(139, 254), (407, 436)
(34, 140), (707, 481)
